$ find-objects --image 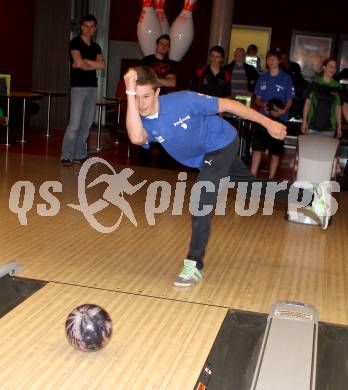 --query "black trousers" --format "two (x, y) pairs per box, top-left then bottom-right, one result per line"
(187, 137), (311, 269)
